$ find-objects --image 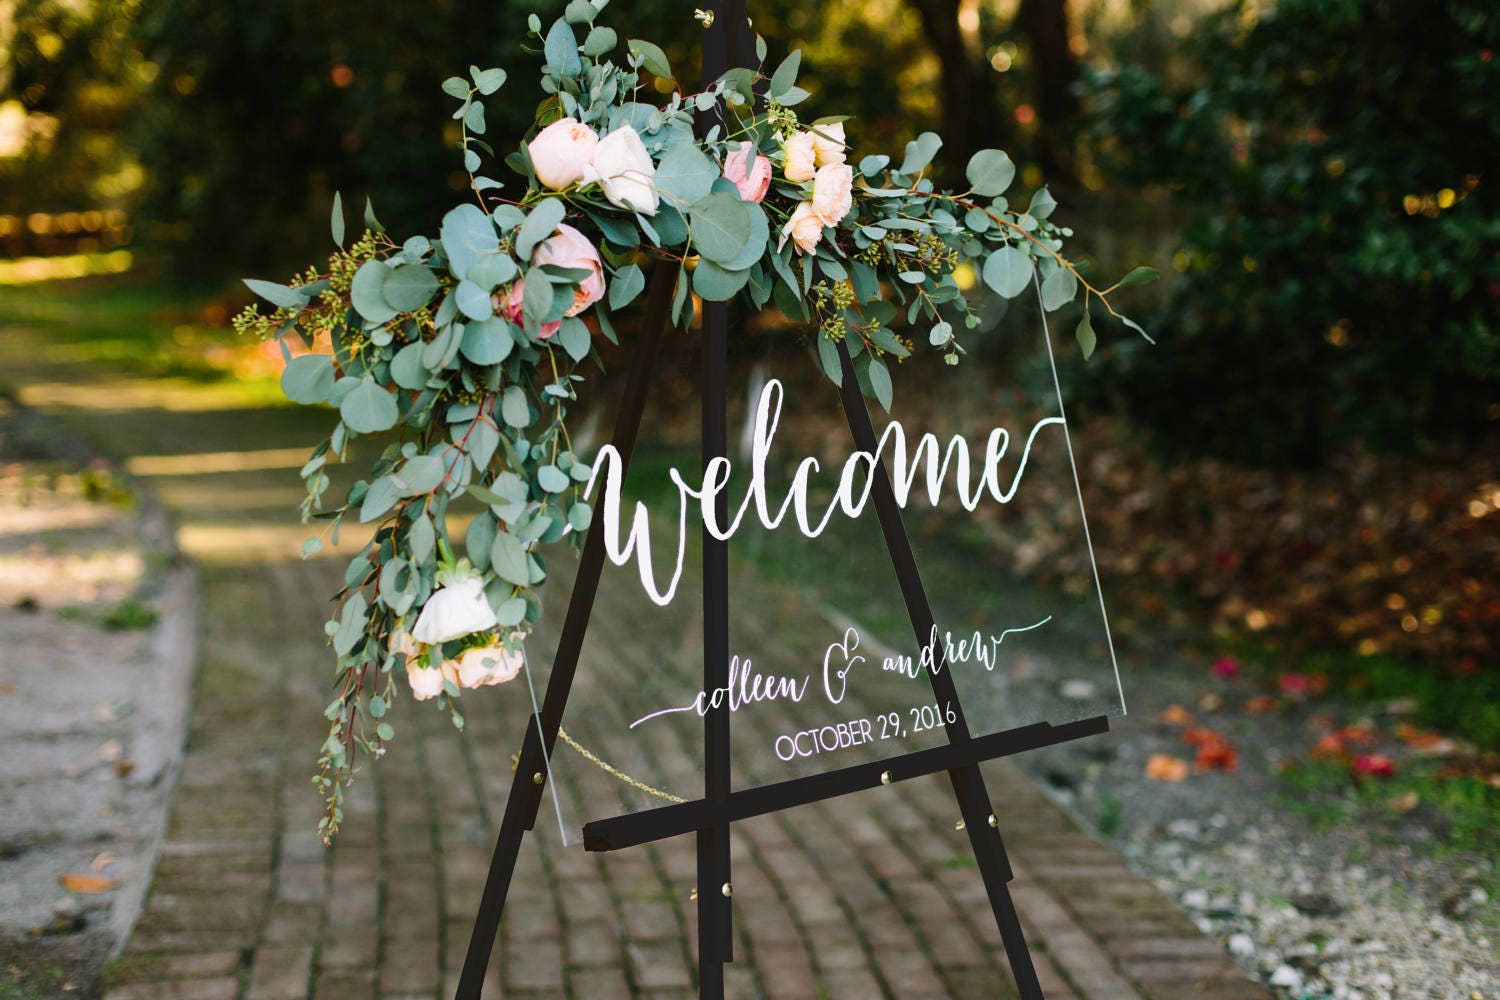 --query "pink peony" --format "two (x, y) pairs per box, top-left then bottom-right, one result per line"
(810, 163), (854, 226)
(527, 117), (599, 190)
(723, 141), (772, 203)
